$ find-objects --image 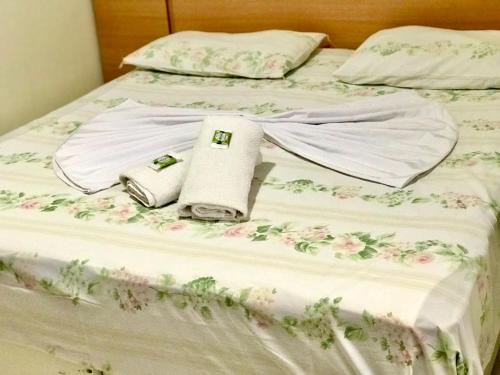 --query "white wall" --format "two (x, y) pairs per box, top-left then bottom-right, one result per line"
(0, 0), (103, 134)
